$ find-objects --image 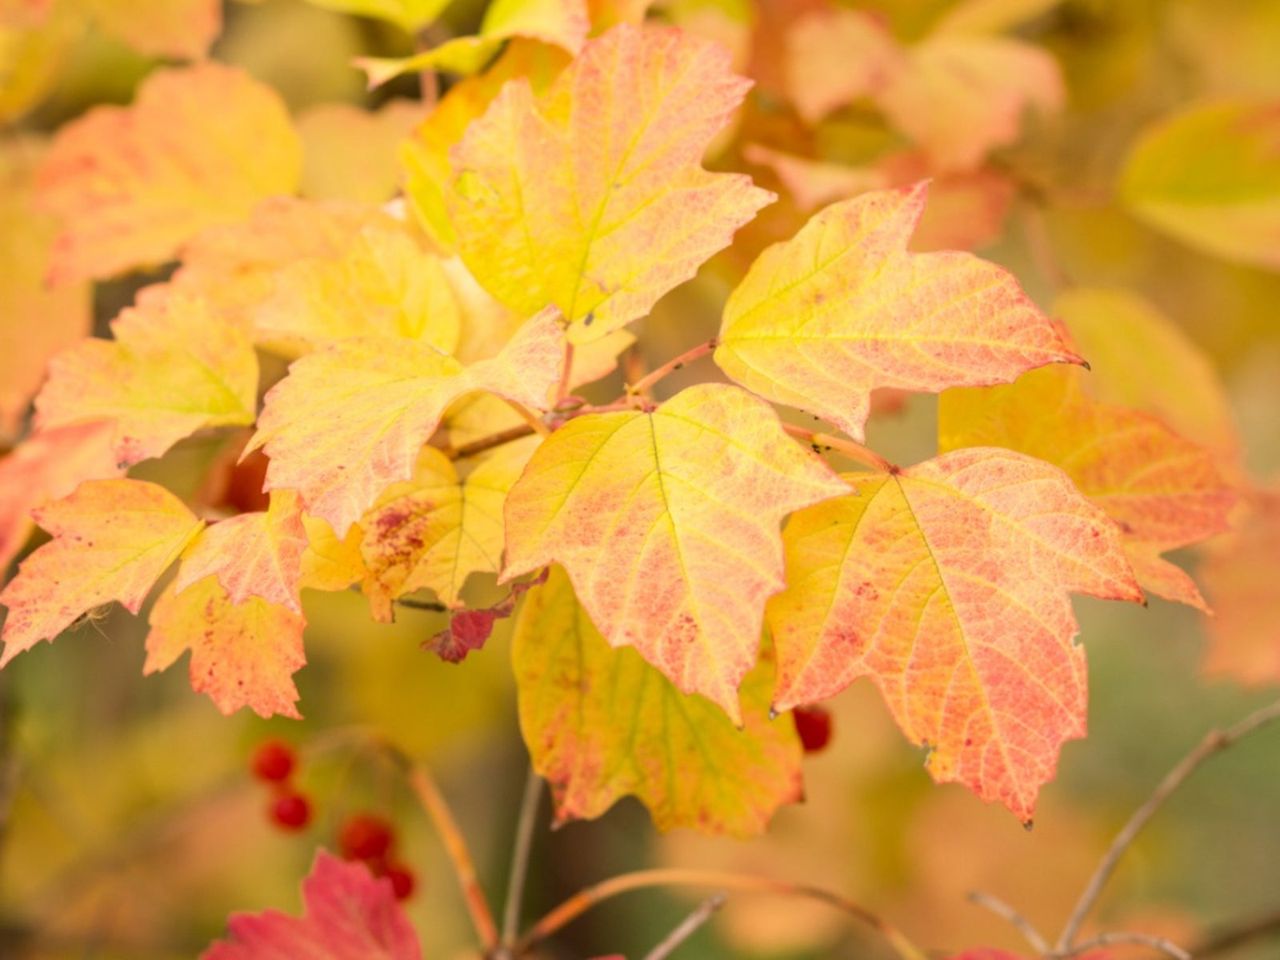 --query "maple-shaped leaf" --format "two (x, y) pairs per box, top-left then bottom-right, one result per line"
(503, 383), (847, 720)
(300, 514), (367, 592)
(769, 448), (1141, 819)
(34, 293), (259, 468)
(447, 23), (774, 343)
(36, 62), (301, 284)
(0, 421), (121, 573)
(175, 492), (308, 613)
(715, 182), (1080, 441)
(514, 567), (802, 835)
(362, 437), (538, 620)
(251, 307), (564, 538)
(357, 0), (587, 84)
(0, 479), (204, 666)
(1199, 487), (1280, 684)
(300, 0), (449, 33)
(939, 366), (1236, 611)
(145, 574), (306, 719)
(297, 101), (423, 204)
(0, 135), (90, 438)
(85, 0), (222, 60)
(202, 850), (421, 960)
(253, 222), (462, 357)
